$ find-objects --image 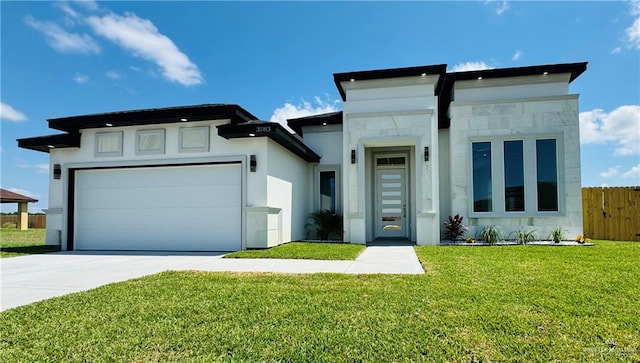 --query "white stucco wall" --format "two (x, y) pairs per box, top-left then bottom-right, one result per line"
(448, 90), (583, 240)
(266, 139), (313, 244)
(45, 119), (276, 248)
(299, 125), (343, 165)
